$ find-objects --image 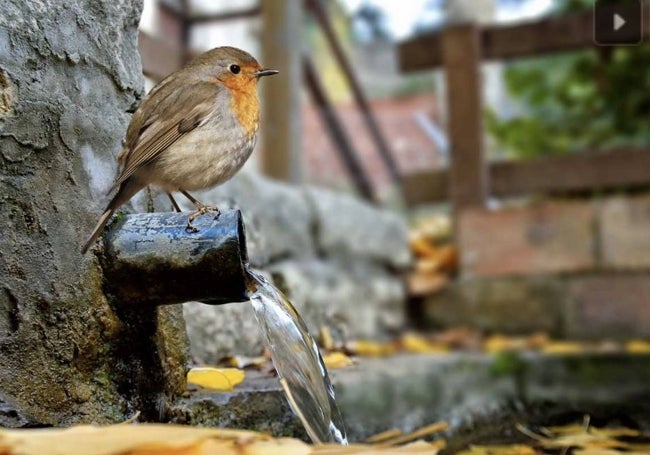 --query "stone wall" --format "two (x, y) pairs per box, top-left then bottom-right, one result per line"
(181, 171), (411, 363)
(423, 194), (650, 339)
